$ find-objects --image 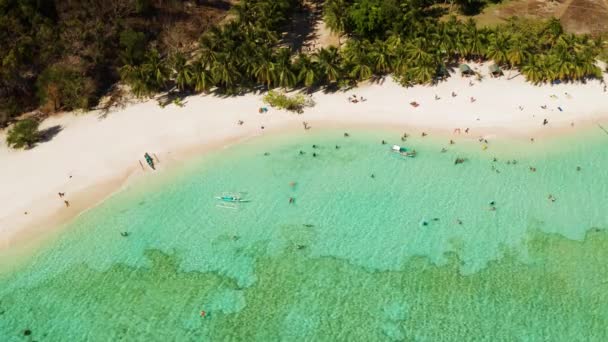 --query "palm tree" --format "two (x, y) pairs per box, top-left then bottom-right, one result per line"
(522, 55), (549, 84)
(252, 51), (276, 88)
(211, 55), (242, 93)
(408, 60), (438, 84)
(273, 48), (297, 89)
(386, 35), (409, 75)
(463, 20), (486, 60)
(404, 38), (435, 66)
(486, 32), (510, 67)
(342, 40), (373, 81)
(142, 49), (169, 91)
(324, 0), (348, 45)
(170, 52), (193, 92)
(191, 60), (214, 93)
(294, 53), (318, 89)
(506, 35), (529, 67)
(315, 47), (342, 84)
(369, 40), (391, 74)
